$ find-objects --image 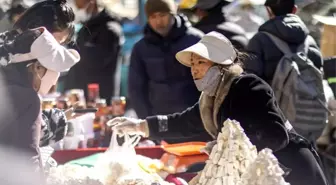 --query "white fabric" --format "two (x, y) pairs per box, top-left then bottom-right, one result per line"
(80, 113), (95, 138)
(63, 114), (95, 149)
(63, 116), (85, 150)
(176, 31), (236, 67)
(10, 27), (80, 72)
(79, 113), (95, 148)
(39, 146), (55, 167)
(38, 69), (60, 95)
(323, 80), (335, 102)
